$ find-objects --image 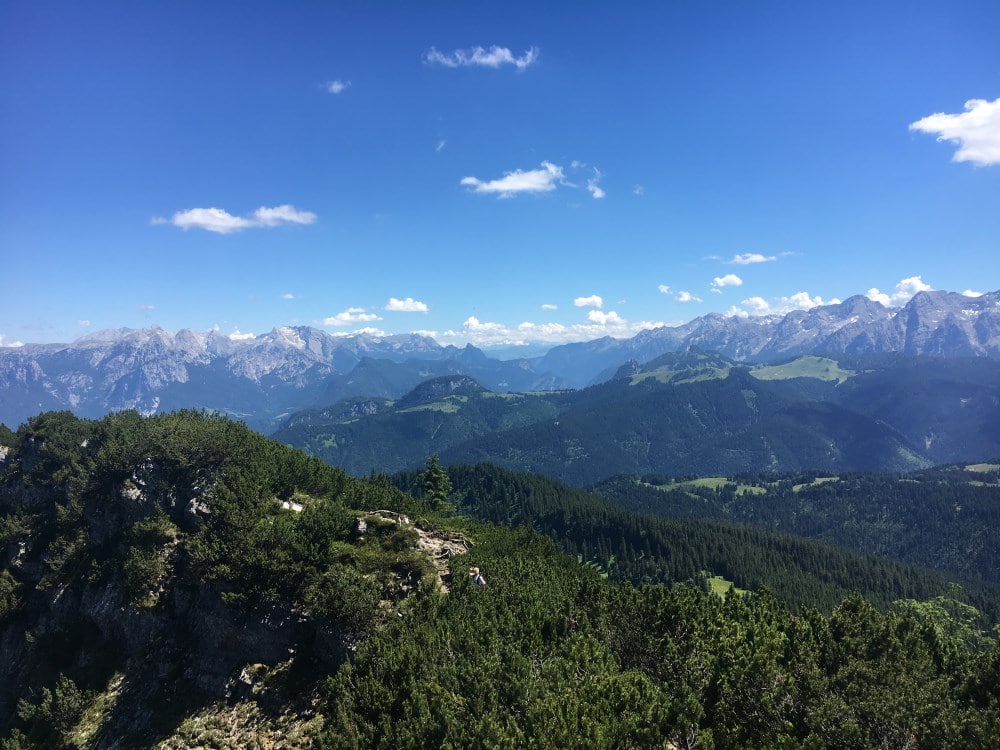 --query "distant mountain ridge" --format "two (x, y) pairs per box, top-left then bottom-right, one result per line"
(535, 289), (1000, 386)
(2, 288), (998, 429)
(273, 349), (1000, 482)
(0, 326), (457, 431)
